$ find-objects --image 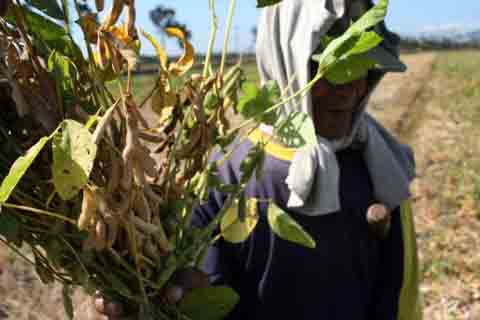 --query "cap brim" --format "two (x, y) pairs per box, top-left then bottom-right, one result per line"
(365, 46), (407, 72)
